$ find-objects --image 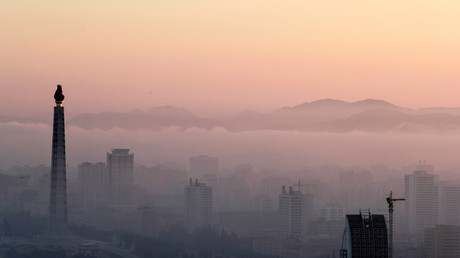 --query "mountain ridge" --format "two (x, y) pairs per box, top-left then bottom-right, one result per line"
(5, 99), (460, 134)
